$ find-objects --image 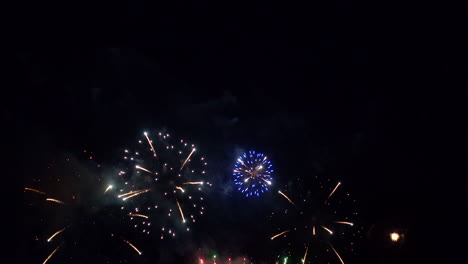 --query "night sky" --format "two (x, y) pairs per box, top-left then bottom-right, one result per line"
(10, 2), (456, 263)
